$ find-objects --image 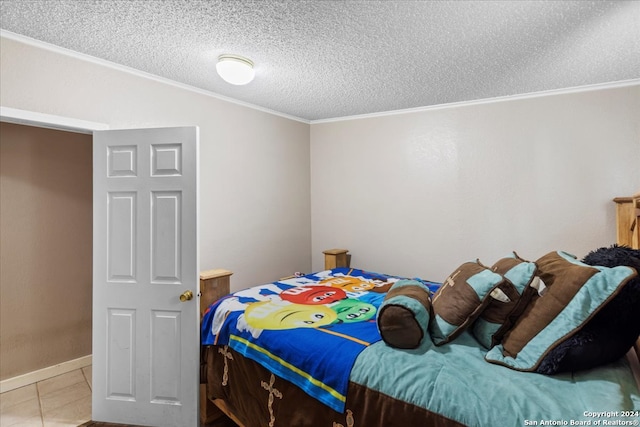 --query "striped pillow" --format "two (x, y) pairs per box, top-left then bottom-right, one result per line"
(471, 253), (537, 349)
(485, 251), (637, 371)
(429, 261), (505, 345)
